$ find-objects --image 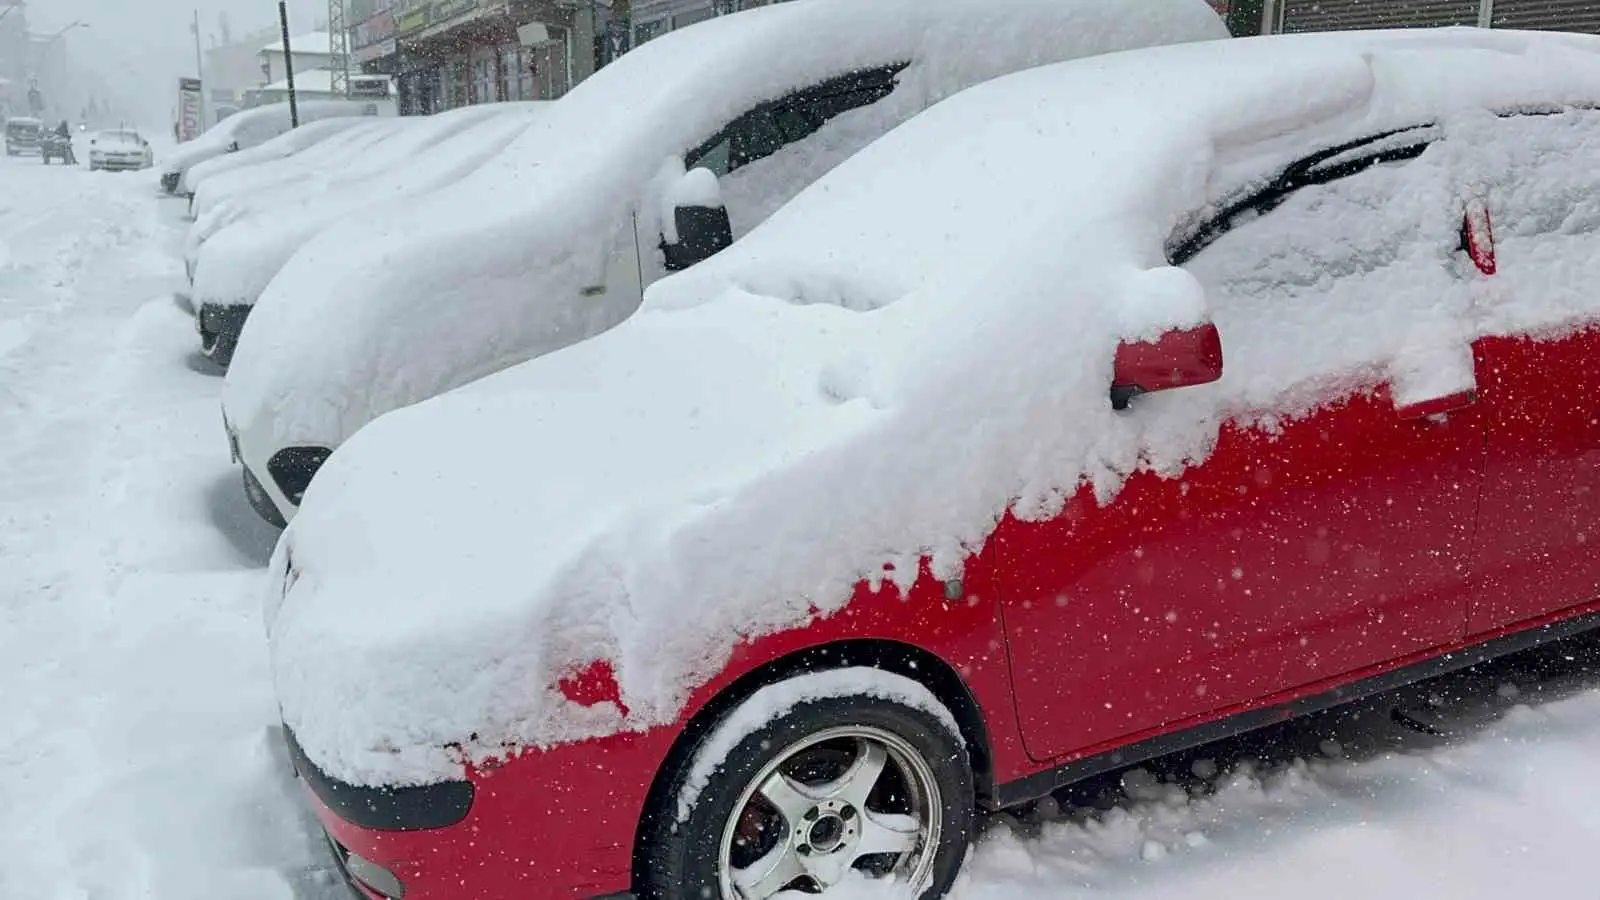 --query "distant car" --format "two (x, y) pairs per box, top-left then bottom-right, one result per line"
(5, 117), (42, 156)
(267, 27), (1600, 900)
(159, 99), (393, 196)
(88, 129), (154, 171)
(219, 0), (1230, 528)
